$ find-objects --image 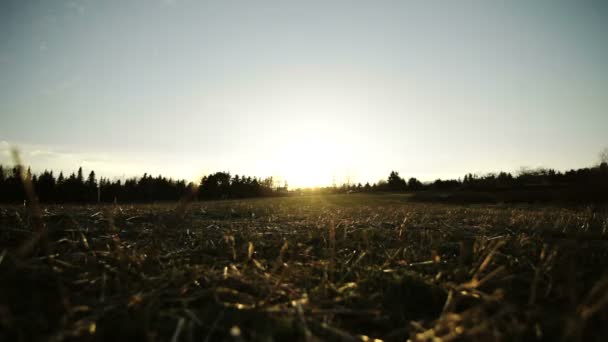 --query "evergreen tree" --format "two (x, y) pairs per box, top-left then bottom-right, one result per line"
(87, 171), (97, 202)
(77, 167), (84, 184)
